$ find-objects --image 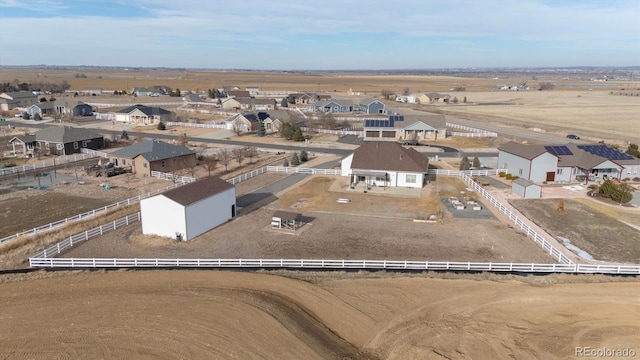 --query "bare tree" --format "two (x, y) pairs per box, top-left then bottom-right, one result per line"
(218, 148), (232, 171)
(184, 156), (198, 178)
(202, 155), (218, 176)
(403, 87), (411, 96)
(321, 112), (337, 129)
(232, 121), (244, 136)
(245, 146), (259, 163)
(177, 132), (188, 146)
(232, 147), (246, 166)
(380, 89), (395, 100)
